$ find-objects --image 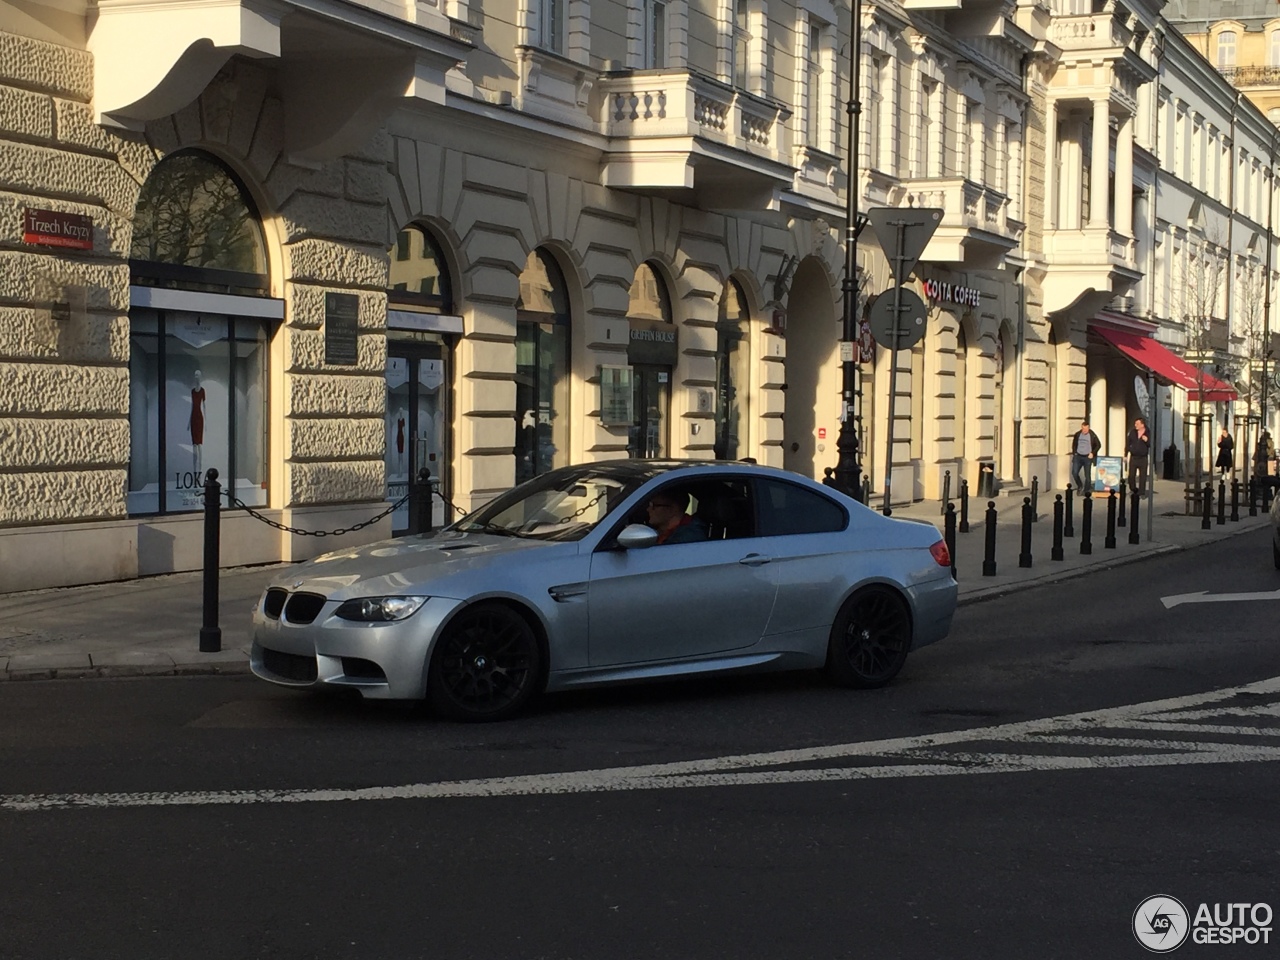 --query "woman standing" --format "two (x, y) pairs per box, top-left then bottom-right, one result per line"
(1215, 426), (1234, 476)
